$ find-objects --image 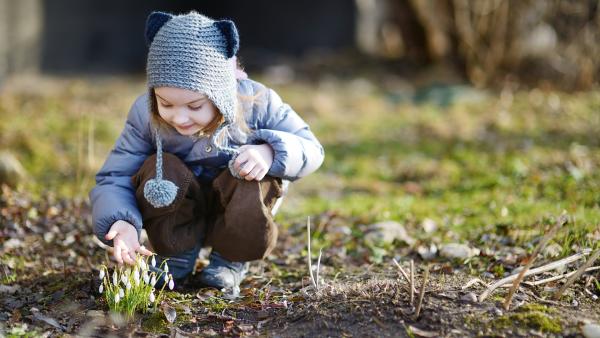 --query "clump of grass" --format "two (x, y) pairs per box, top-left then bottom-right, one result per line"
(97, 254), (174, 320)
